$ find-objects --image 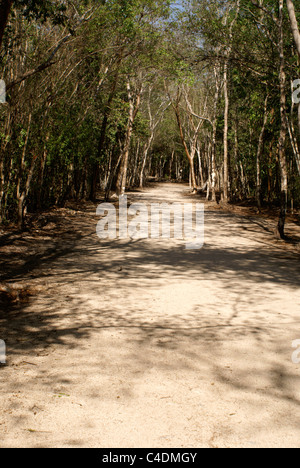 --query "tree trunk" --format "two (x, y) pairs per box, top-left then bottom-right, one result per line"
(140, 136), (153, 188)
(131, 140), (140, 187)
(0, 0), (13, 49)
(196, 145), (204, 187)
(287, 80), (300, 175)
(222, 1), (240, 202)
(223, 59), (230, 202)
(0, 107), (11, 220)
(286, 0), (300, 58)
(256, 95), (269, 211)
(172, 91), (199, 192)
(174, 106), (197, 191)
(277, 0), (288, 240)
(115, 120), (134, 196)
(16, 114), (32, 230)
(140, 92), (170, 188)
(116, 80), (141, 196)
(212, 64), (220, 202)
(90, 69), (120, 201)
